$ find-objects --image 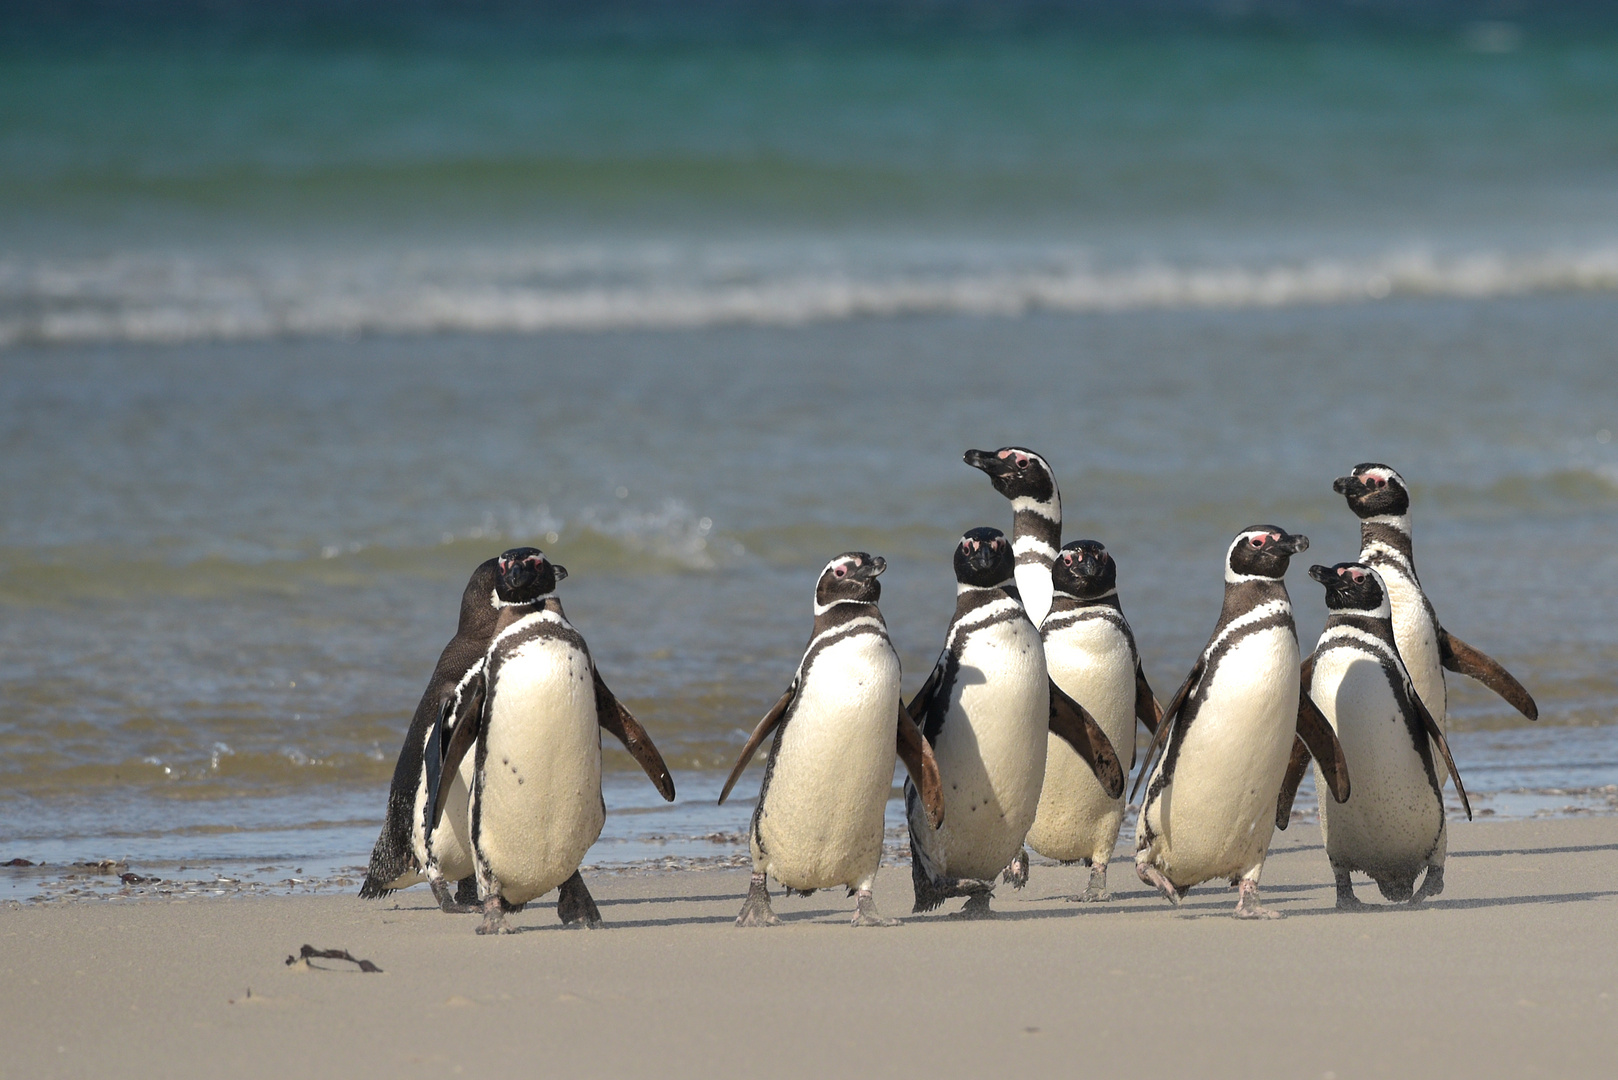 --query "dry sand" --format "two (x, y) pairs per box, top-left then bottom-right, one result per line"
(3, 816), (1616, 1080)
